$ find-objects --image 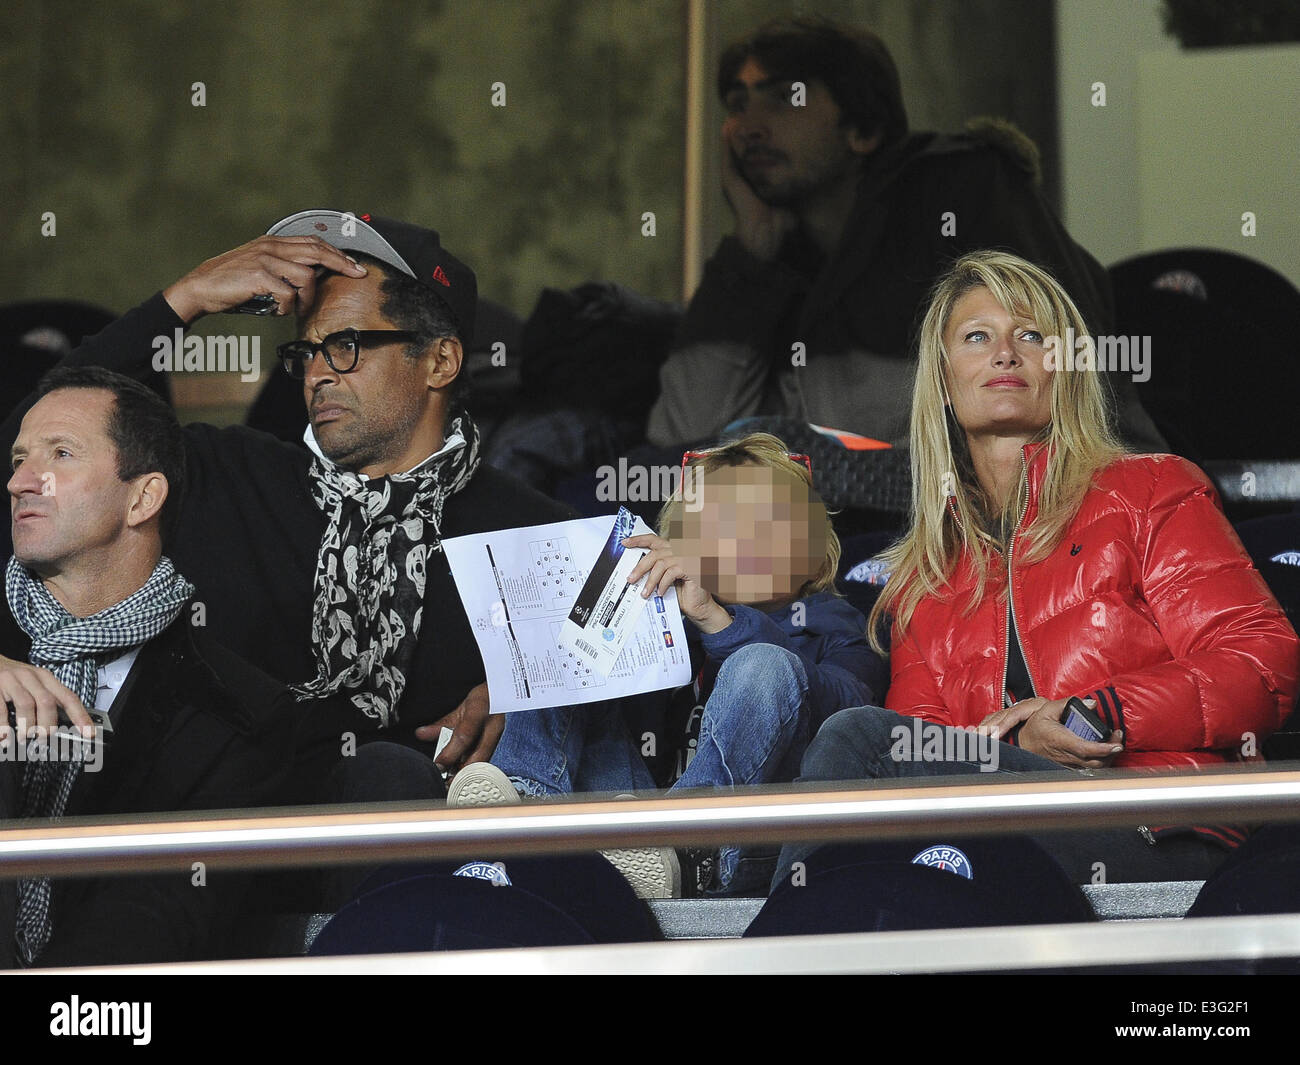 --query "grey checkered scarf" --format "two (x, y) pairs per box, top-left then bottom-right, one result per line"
(291, 412), (481, 726)
(6, 555), (194, 965)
